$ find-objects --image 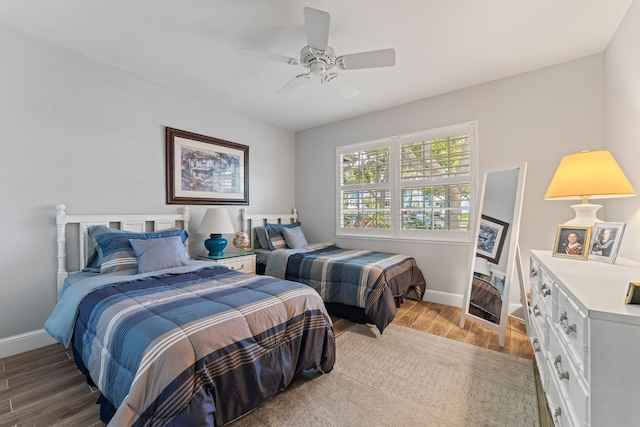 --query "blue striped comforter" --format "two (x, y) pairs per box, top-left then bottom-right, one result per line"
(72, 264), (335, 427)
(270, 244), (426, 333)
